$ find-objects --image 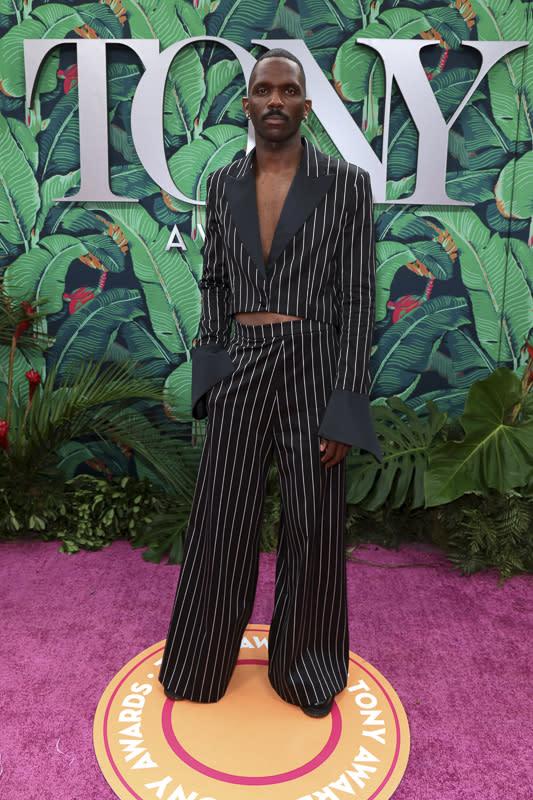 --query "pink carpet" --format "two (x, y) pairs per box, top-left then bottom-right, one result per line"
(1, 539), (531, 800)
